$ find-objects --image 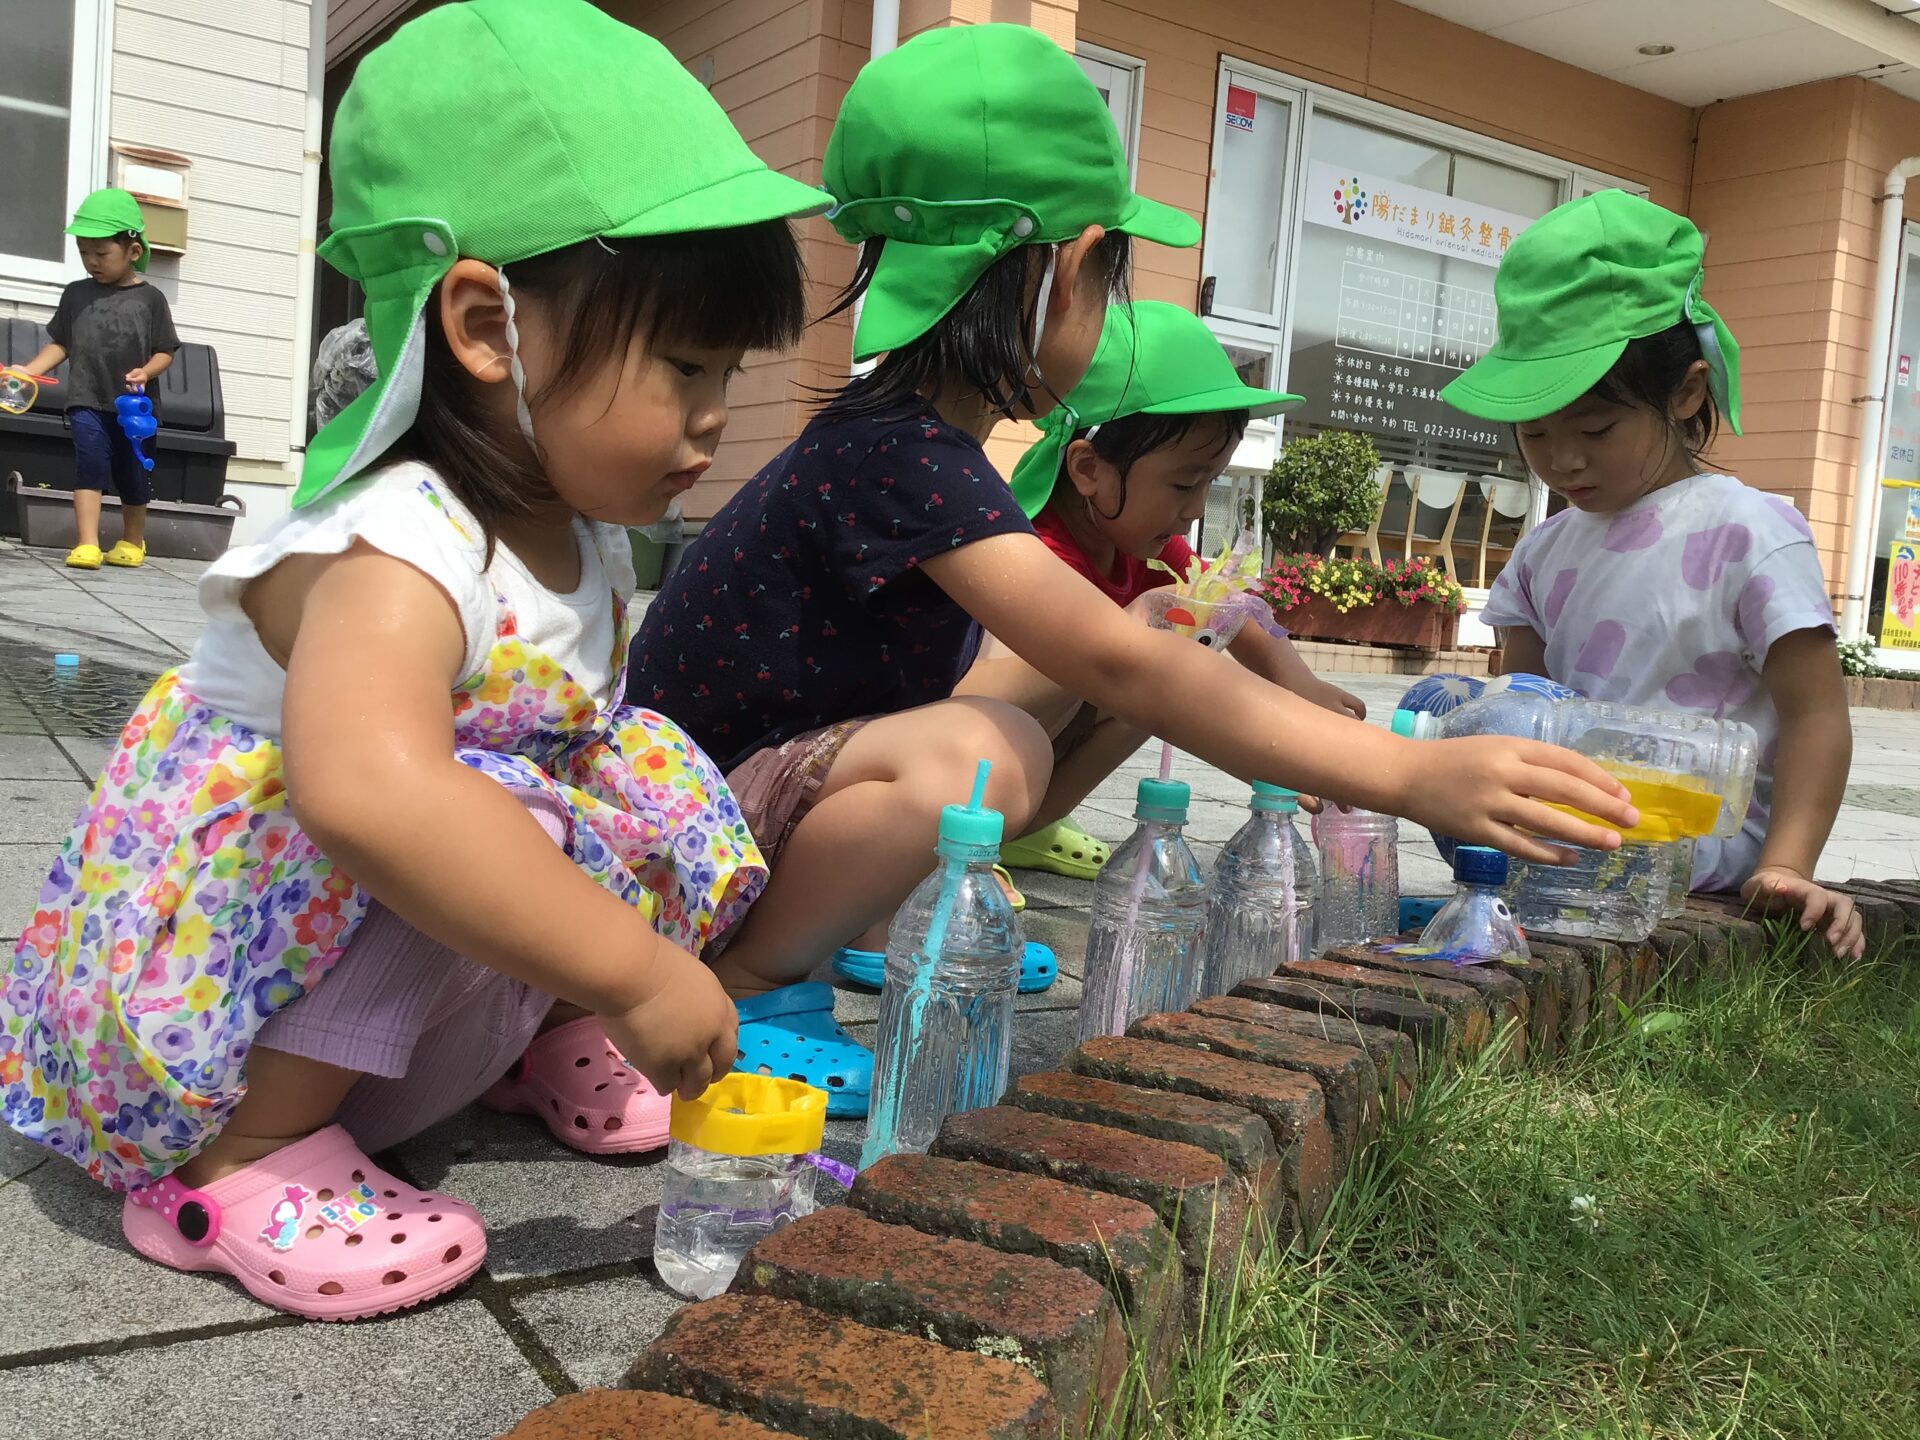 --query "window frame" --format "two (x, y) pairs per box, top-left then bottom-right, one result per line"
(1074, 41), (1146, 181)
(0, 0), (114, 305)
